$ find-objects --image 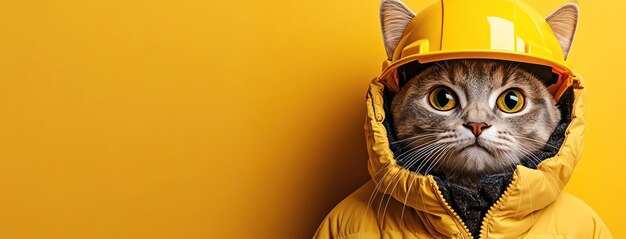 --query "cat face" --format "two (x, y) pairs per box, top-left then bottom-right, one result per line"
(390, 60), (561, 185)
